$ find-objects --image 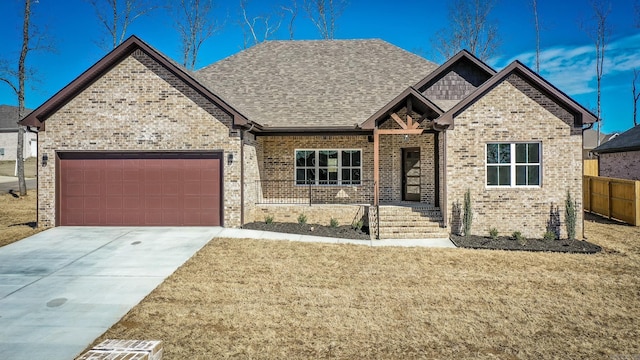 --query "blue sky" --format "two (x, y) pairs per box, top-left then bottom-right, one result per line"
(1, 0), (639, 133)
